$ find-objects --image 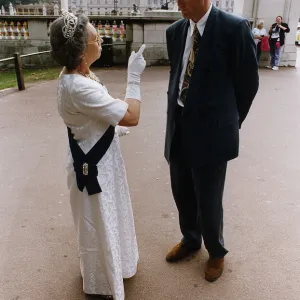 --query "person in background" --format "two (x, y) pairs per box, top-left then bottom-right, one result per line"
(267, 16), (290, 71)
(252, 20), (268, 63)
